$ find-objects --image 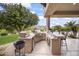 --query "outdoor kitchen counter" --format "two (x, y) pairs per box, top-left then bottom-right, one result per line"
(33, 32), (46, 43)
(46, 32), (61, 55)
(23, 33), (35, 53)
(22, 32), (46, 54)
